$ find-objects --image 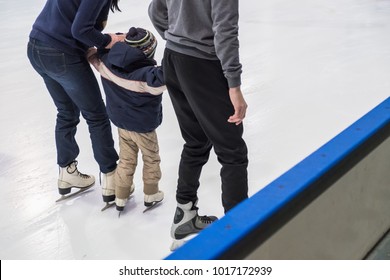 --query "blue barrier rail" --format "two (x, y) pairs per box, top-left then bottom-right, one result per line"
(165, 97), (390, 260)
